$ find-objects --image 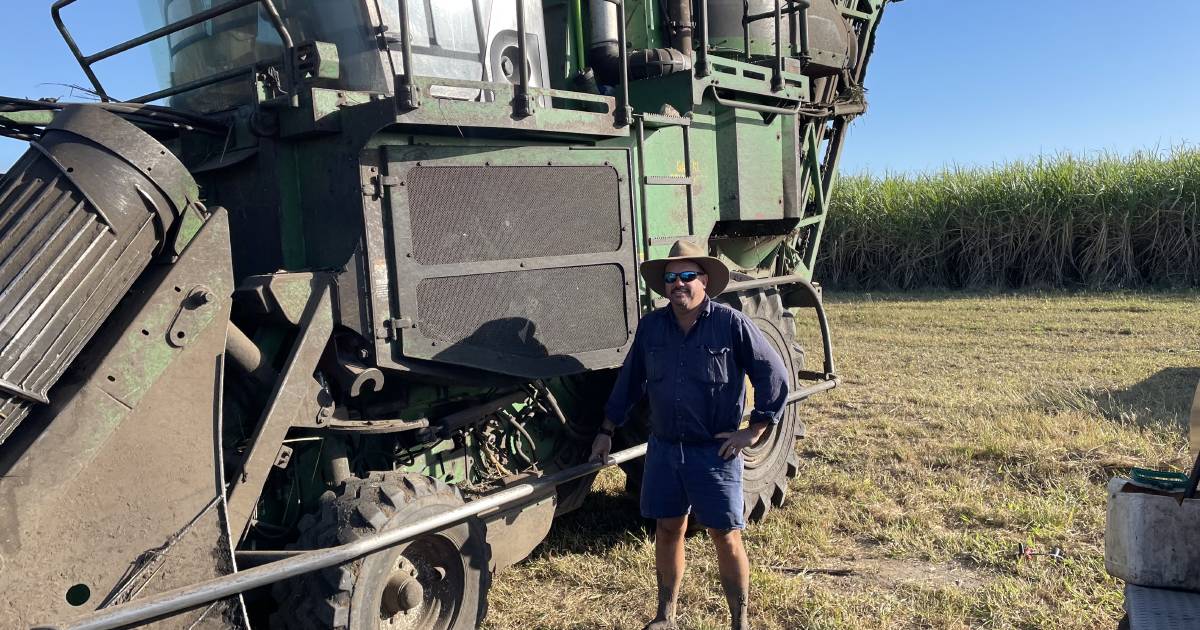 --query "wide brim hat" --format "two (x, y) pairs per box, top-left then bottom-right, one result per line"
(639, 239), (730, 298)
